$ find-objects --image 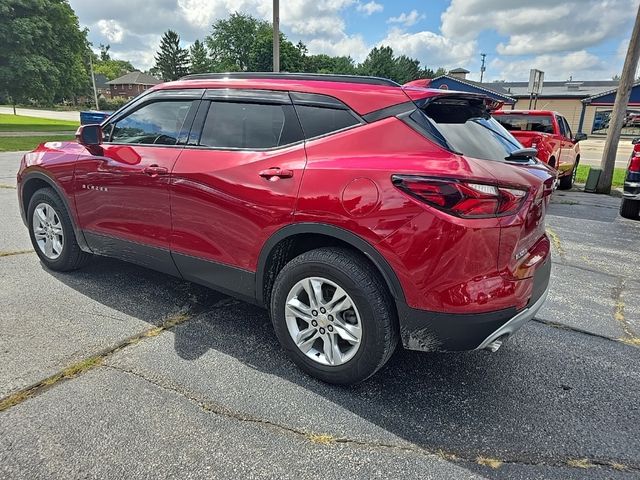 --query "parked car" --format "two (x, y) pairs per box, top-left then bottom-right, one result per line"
(493, 110), (587, 189)
(17, 74), (553, 384)
(79, 110), (112, 125)
(620, 137), (640, 220)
